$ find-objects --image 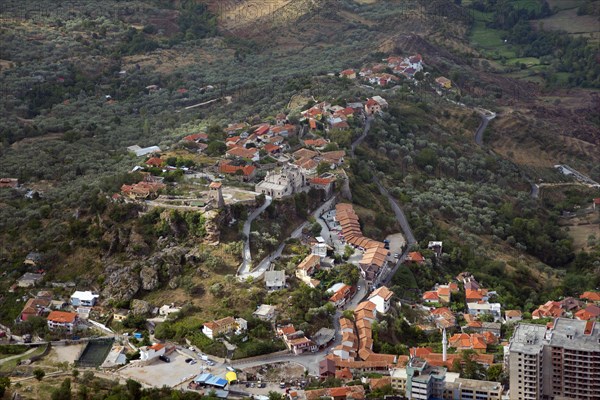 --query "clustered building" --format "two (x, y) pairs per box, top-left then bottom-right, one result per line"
(390, 357), (502, 400)
(335, 203), (389, 286)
